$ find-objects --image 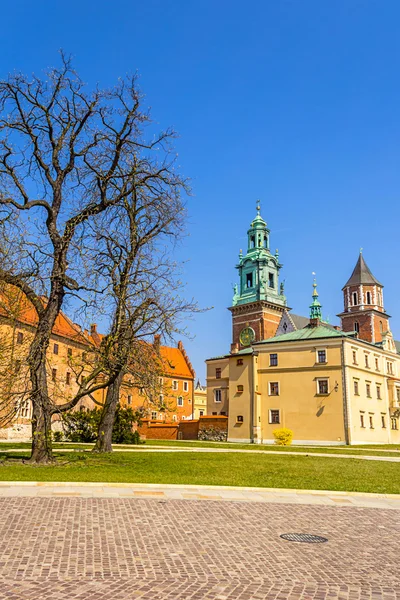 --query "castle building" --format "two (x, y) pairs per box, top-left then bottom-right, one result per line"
(0, 286), (195, 439)
(206, 207), (400, 445)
